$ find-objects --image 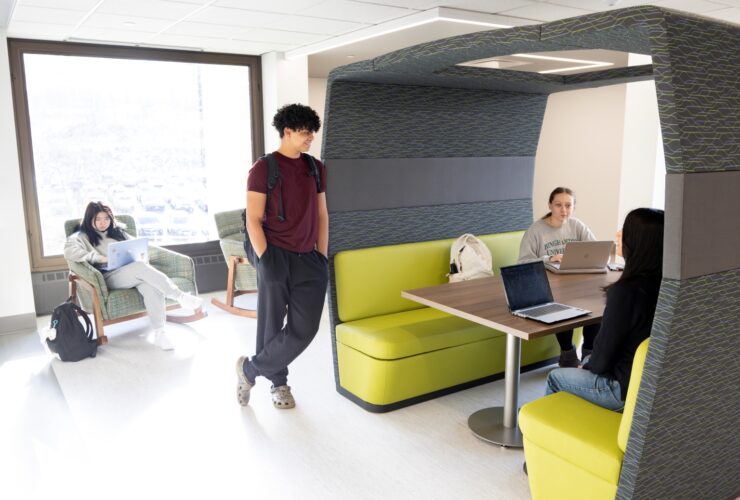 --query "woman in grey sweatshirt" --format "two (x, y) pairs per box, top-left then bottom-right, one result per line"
(518, 187), (600, 367)
(64, 201), (203, 350)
